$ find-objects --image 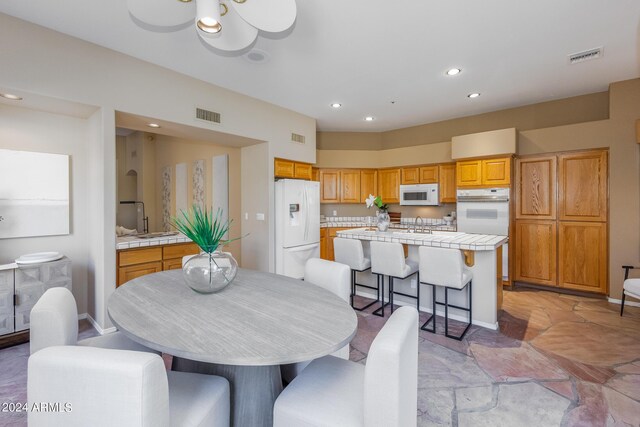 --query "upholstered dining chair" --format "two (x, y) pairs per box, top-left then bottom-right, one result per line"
(28, 346), (230, 427)
(621, 265), (640, 316)
(274, 306), (418, 427)
(280, 258), (351, 383)
(29, 287), (156, 355)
